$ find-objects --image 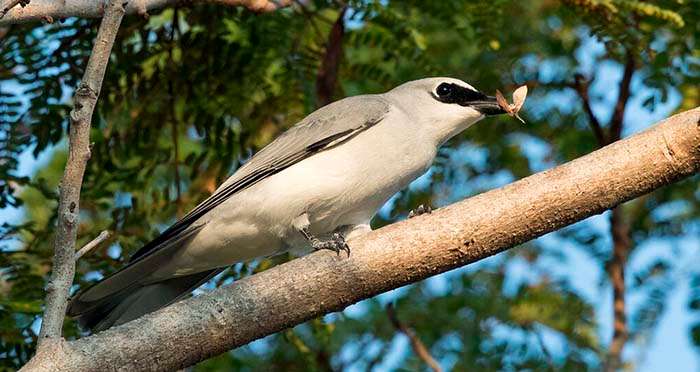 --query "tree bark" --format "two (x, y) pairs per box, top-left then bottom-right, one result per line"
(0, 0), (291, 25)
(37, 0), (126, 347)
(22, 107), (700, 371)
